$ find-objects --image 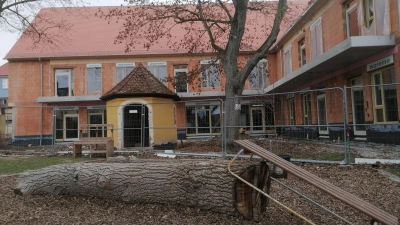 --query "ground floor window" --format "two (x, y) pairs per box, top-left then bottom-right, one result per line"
(372, 67), (398, 122)
(55, 109), (79, 141)
(288, 97), (295, 125)
(302, 93), (312, 125)
(88, 109), (107, 137)
(186, 104), (221, 135)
